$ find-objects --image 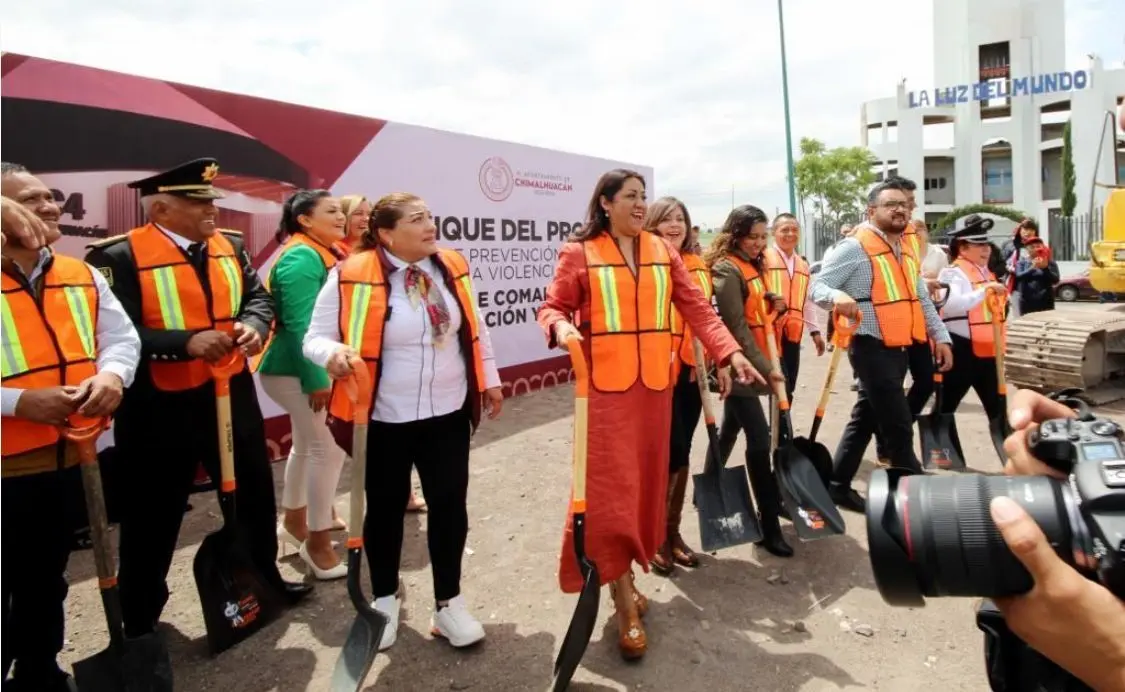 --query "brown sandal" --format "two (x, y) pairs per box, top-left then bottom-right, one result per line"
(628, 571), (648, 618)
(609, 576), (647, 660)
(671, 532), (700, 568)
(651, 540), (675, 575)
(667, 469), (699, 568)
